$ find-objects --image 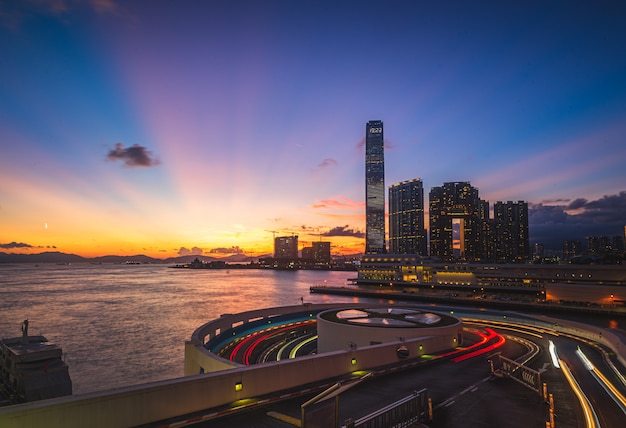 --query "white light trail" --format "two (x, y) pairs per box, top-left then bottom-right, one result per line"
(549, 340), (560, 368)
